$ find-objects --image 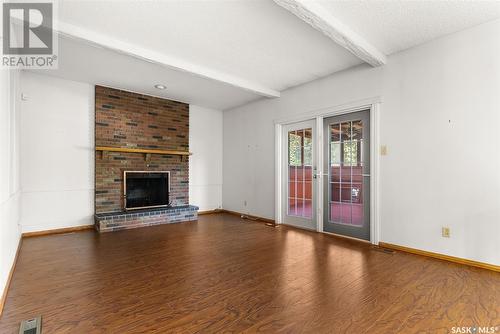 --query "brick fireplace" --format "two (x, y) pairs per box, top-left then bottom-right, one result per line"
(94, 86), (198, 232)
